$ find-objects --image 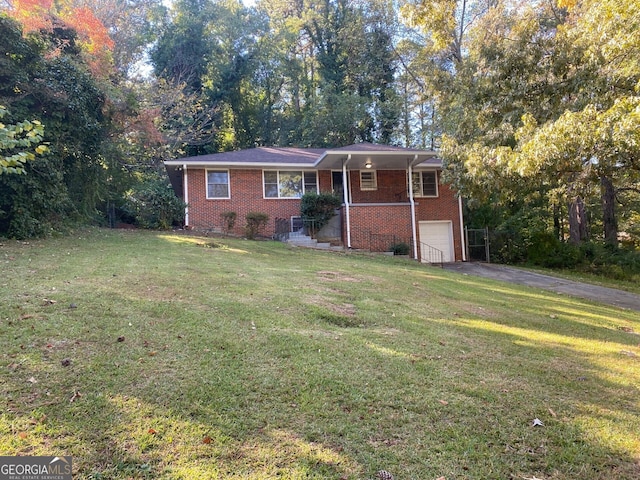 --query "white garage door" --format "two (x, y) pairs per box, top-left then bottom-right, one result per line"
(419, 221), (454, 263)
